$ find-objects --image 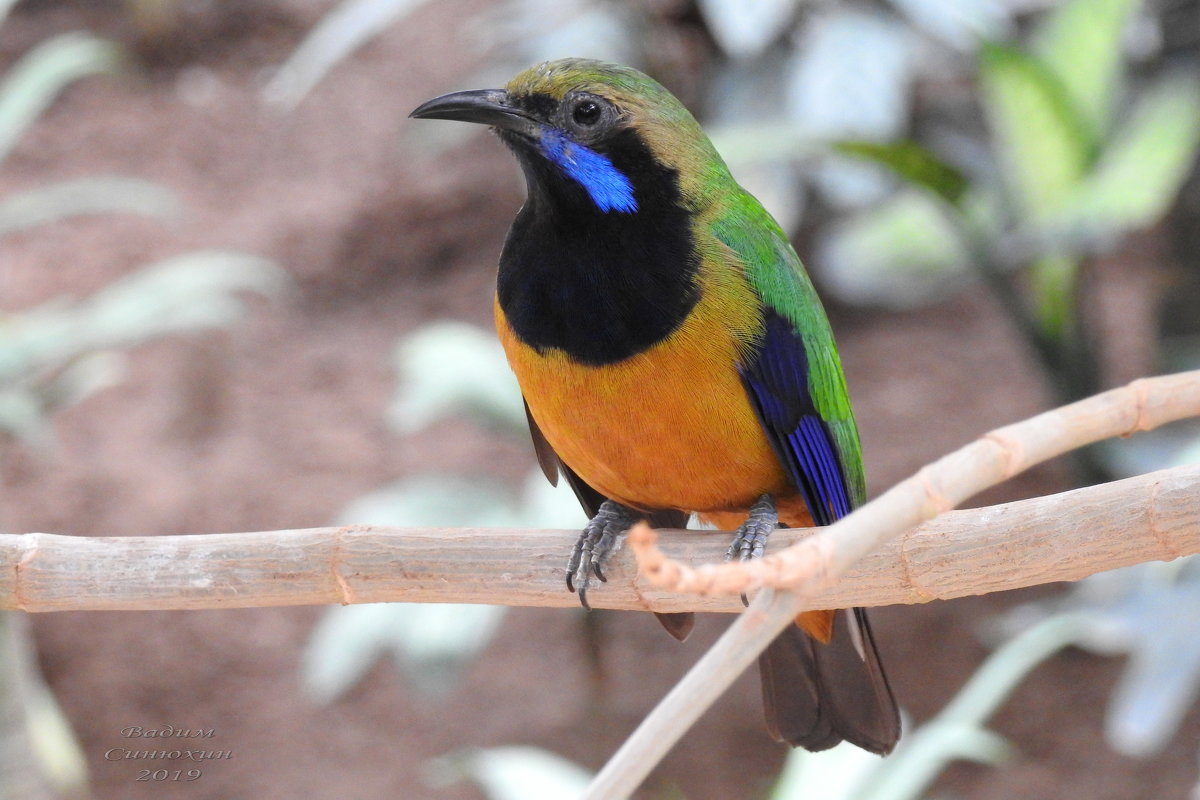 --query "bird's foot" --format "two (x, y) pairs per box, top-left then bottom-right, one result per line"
(724, 494), (780, 606)
(567, 500), (643, 609)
